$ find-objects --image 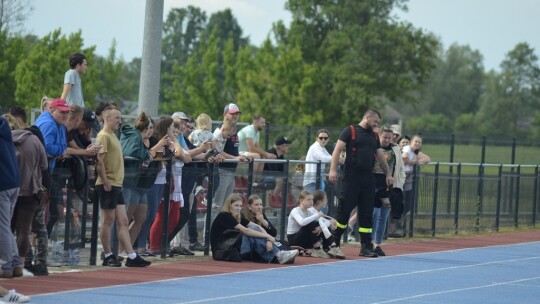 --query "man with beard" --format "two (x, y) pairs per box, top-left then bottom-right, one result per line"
(329, 109), (393, 257)
(237, 115), (276, 183)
